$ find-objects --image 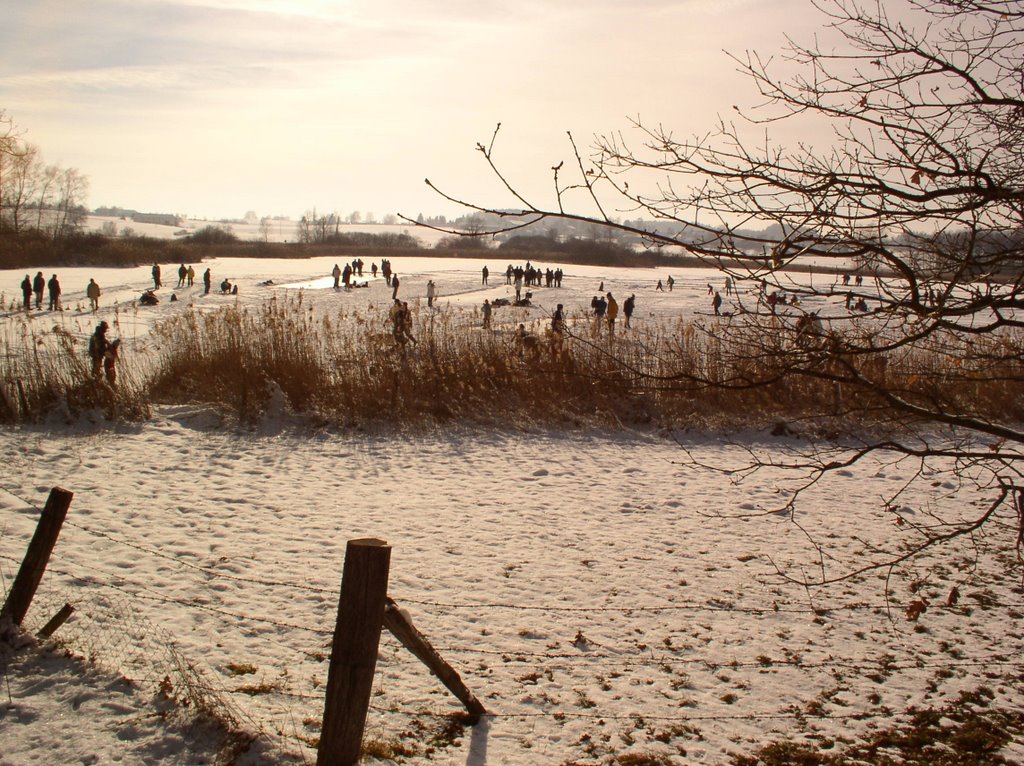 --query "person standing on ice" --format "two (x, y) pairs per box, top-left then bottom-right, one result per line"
(187, 265), (195, 286)
(623, 294), (636, 328)
(152, 263), (161, 289)
(667, 275), (675, 291)
(606, 292), (618, 332)
(656, 279), (664, 292)
(482, 298), (492, 329)
(21, 275), (32, 310)
(177, 263), (187, 287)
(332, 263), (341, 289)
(33, 271), (45, 308)
(203, 268), (212, 295)
(47, 274), (62, 310)
(712, 290), (723, 316)
(86, 278), (101, 311)
(426, 280), (436, 308)
(391, 273), (400, 300)
(482, 265), (489, 285)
